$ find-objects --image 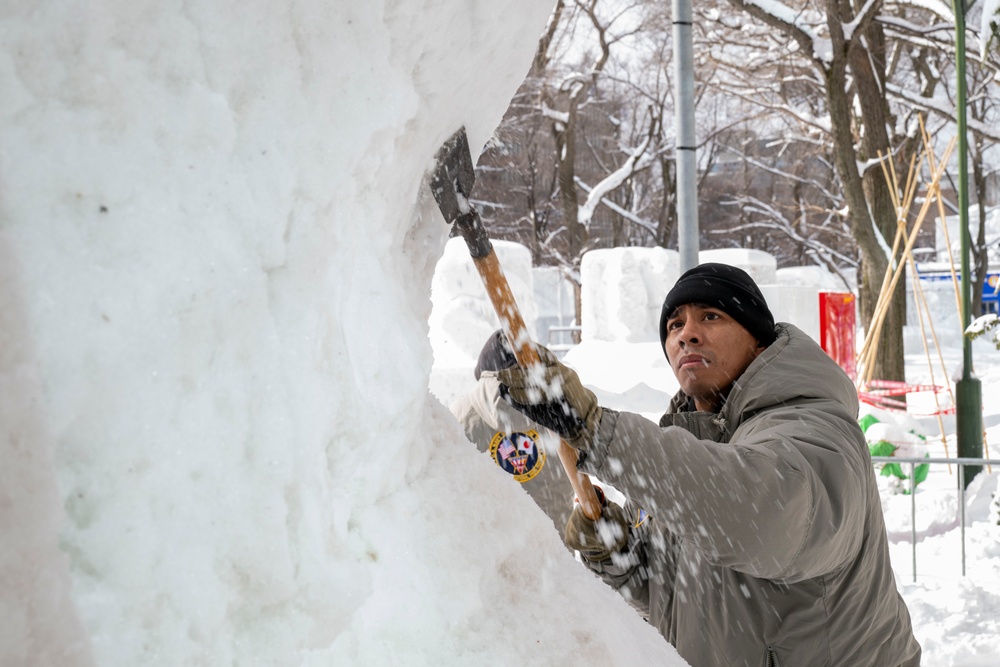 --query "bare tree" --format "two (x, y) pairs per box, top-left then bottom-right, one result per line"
(705, 0), (921, 382)
(476, 0), (664, 327)
(708, 0), (1000, 380)
(880, 5), (1000, 317)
